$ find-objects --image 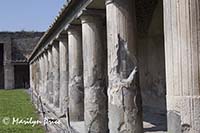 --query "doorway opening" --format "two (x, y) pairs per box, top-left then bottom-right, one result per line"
(14, 65), (29, 89)
(136, 0), (167, 132)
